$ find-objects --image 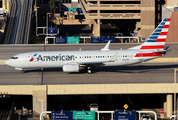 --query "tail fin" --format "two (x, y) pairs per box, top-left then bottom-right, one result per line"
(130, 18), (171, 50)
